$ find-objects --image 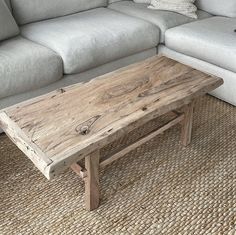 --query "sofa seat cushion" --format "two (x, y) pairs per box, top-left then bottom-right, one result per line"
(108, 1), (212, 42)
(0, 37), (63, 99)
(165, 17), (236, 74)
(21, 8), (159, 75)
